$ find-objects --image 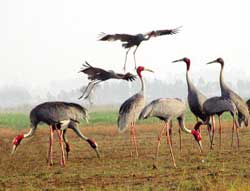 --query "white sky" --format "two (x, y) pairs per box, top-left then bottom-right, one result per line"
(1, 0), (250, 92)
